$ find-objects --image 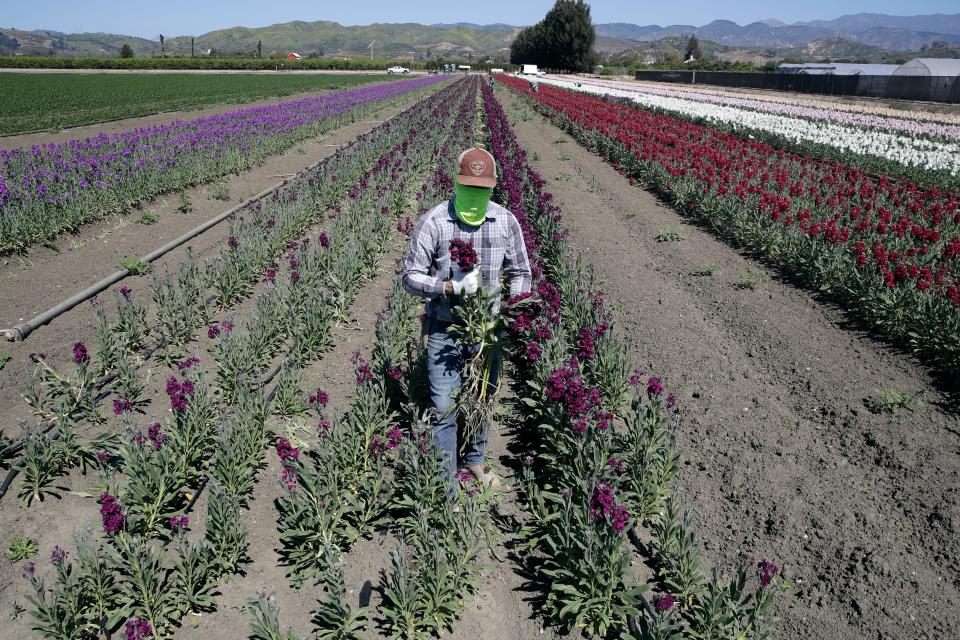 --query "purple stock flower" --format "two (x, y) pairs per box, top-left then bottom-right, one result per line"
(125, 617), (153, 640)
(318, 232), (330, 248)
(112, 397), (133, 416)
(281, 466), (298, 491)
(50, 545), (69, 565)
(449, 238), (478, 272)
(654, 593), (676, 612)
(276, 437), (299, 461)
(147, 422), (168, 449)
(386, 425), (403, 449)
(647, 376), (664, 397)
(169, 515), (189, 531)
(177, 356), (200, 371)
(386, 365), (403, 381)
(99, 491), (124, 534)
(166, 376), (194, 413)
(72, 341), (89, 365)
(368, 435), (386, 459)
(227, 235), (239, 249)
(308, 387), (329, 407)
(758, 560), (779, 587)
(118, 285), (132, 297)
